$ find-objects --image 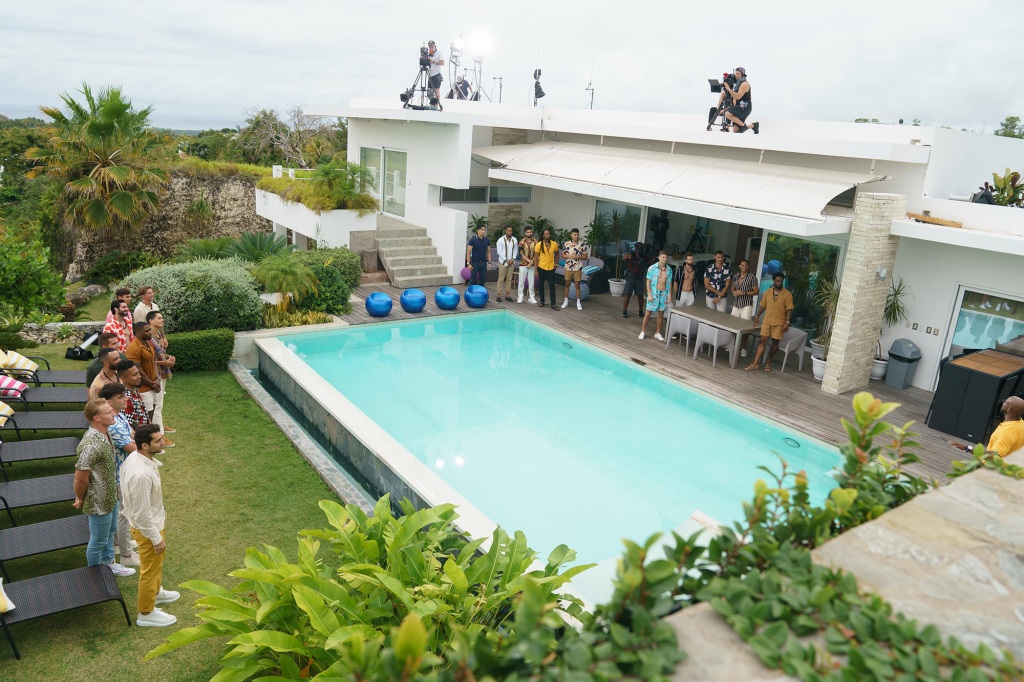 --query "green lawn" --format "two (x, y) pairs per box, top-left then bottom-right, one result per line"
(3, 345), (340, 680)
